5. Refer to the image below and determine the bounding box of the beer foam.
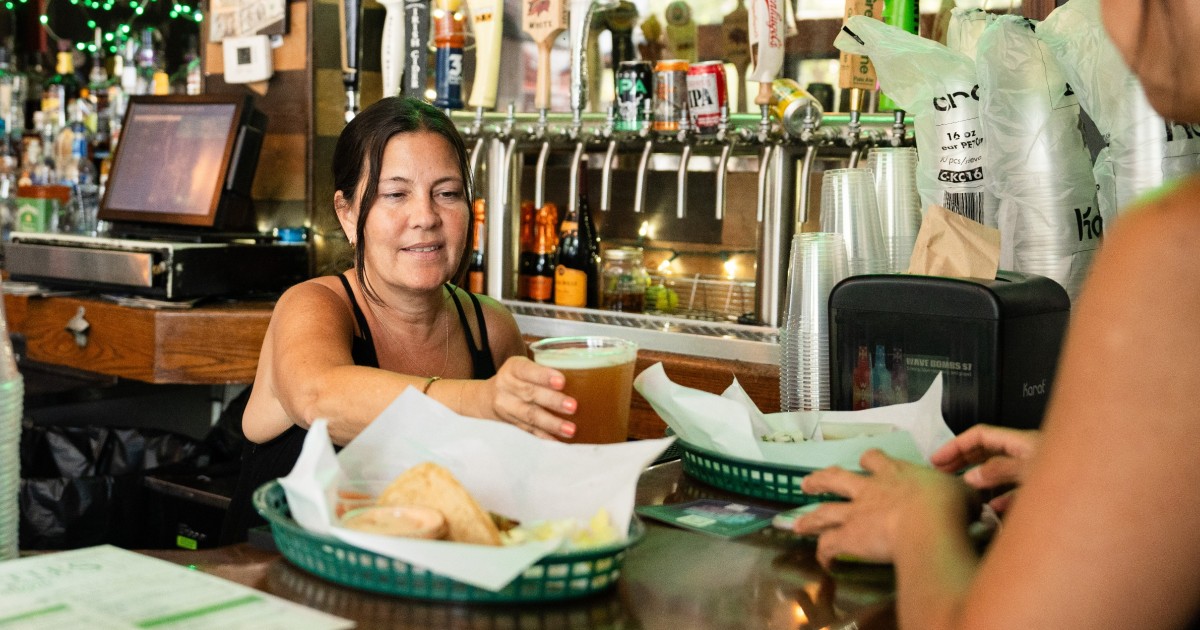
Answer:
[532,346,636,370]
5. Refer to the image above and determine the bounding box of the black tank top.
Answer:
[220,274,497,543]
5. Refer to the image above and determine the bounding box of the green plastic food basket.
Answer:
[678,440,833,505]
[252,480,643,603]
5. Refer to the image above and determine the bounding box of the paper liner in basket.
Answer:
[633,363,953,470]
[278,387,674,592]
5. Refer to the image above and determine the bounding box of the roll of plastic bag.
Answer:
[835,16,999,228]
[1039,0,1200,214]
[976,15,1106,301]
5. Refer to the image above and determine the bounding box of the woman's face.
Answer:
[339,130,469,295]
[1102,0,1200,123]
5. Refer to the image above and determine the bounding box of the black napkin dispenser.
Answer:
[828,271,1070,434]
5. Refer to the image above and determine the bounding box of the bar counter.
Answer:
[140,461,896,630]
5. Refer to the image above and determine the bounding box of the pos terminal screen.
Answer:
[99,96,248,229]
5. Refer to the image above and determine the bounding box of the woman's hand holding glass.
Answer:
[482,356,578,441]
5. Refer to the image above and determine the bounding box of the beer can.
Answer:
[615,61,653,132]
[686,61,727,134]
[770,78,825,137]
[652,59,689,132]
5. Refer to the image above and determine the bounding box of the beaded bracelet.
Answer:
[421,375,442,395]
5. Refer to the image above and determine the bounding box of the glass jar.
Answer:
[601,247,648,312]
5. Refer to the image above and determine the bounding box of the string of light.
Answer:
[3,0,203,56]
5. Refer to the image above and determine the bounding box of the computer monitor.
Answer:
[99,94,267,235]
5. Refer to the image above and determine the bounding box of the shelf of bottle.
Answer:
[506,300,779,365]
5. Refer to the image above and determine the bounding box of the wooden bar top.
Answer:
[140,461,896,630]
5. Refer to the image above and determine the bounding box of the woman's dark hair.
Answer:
[332,96,474,304]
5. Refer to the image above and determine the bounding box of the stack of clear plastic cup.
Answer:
[866,147,923,273]
[780,233,850,412]
[820,168,889,276]
[0,361,20,561]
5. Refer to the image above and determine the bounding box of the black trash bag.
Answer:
[18,423,211,550]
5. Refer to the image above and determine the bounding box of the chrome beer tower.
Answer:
[456,63,911,329]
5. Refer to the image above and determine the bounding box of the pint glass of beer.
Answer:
[529,336,638,444]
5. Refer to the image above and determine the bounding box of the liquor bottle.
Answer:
[135,28,158,96]
[54,101,88,186]
[432,0,465,110]
[43,45,79,133]
[526,204,557,303]
[0,47,21,144]
[182,35,202,95]
[62,134,99,235]
[554,159,601,308]
[892,346,909,404]
[22,52,47,134]
[872,344,892,408]
[851,345,872,410]
[467,198,486,294]
[0,119,16,241]
[516,200,535,299]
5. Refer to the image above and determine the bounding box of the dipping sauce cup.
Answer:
[529,336,638,444]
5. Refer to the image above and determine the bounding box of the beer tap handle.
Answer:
[568,141,586,215]
[468,134,486,198]
[633,139,654,214]
[585,6,607,114]
[534,140,551,210]
[379,0,405,98]
[502,135,520,212]
[526,0,568,111]
[798,142,817,229]
[722,0,750,114]
[663,1,697,63]
[433,0,466,110]
[607,1,638,66]
[465,0,503,110]
[891,109,907,147]
[715,140,733,220]
[844,88,864,166]
[748,0,784,107]
[755,143,773,223]
[569,0,619,117]
[600,138,617,212]
[401,0,432,99]
[339,0,364,122]
[675,117,691,219]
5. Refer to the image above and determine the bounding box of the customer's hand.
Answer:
[793,449,976,568]
[930,424,1040,513]
[483,356,577,441]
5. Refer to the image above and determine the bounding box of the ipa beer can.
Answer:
[686,61,727,134]
[652,59,689,132]
[615,61,653,132]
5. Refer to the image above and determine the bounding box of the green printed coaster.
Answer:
[636,499,780,538]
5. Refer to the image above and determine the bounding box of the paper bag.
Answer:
[907,204,1000,278]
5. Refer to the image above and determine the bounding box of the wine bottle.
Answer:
[526,203,558,303]
[516,200,535,300]
[554,158,601,308]
[468,198,486,294]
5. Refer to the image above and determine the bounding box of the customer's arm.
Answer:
[951,183,1200,629]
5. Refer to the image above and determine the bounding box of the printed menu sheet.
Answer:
[0,546,353,629]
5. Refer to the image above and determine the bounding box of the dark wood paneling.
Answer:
[628,349,780,440]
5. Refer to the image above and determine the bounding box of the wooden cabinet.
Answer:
[4,295,274,385]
